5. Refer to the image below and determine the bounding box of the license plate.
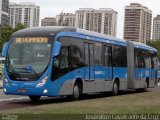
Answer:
[18,88,26,93]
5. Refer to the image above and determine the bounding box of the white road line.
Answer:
[0,97,28,102]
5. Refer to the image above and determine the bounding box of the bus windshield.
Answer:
[6,37,53,78]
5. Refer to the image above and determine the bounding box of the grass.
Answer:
[0,89,160,119]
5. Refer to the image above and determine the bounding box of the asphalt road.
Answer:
[0,86,160,111]
[0,89,30,111]
[0,89,27,102]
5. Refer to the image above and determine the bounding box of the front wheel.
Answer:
[72,83,81,101]
[29,95,41,102]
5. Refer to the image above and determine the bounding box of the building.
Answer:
[0,0,9,26]
[152,15,160,40]
[8,2,40,28]
[75,8,117,37]
[56,13,75,27]
[124,3,152,44]
[41,17,56,26]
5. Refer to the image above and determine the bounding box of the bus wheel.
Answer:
[29,95,41,102]
[112,81,119,96]
[72,83,81,101]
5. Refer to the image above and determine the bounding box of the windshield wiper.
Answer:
[13,67,39,79]
[8,71,21,76]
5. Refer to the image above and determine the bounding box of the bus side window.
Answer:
[151,52,158,69]
[138,57,145,68]
[135,49,146,68]
[112,45,127,67]
[59,47,69,69]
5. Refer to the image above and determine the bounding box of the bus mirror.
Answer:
[2,42,9,57]
[52,41,61,57]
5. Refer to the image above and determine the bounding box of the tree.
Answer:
[147,40,160,59]
[0,23,26,52]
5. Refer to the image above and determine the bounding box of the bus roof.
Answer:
[11,26,157,52]
[12,26,77,37]
[132,41,157,52]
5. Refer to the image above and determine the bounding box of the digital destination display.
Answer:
[15,37,48,43]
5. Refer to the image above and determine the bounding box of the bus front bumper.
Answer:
[3,84,59,97]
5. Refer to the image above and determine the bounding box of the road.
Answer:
[0,89,27,102]
[0,86,160,112]
[0,89,65,111]
[0,89,30,111]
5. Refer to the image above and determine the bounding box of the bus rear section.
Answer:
[127,41,158,90]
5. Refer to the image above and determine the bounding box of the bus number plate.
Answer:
[18,89,26,93]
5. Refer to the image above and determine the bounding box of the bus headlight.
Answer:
[36,75,49,87]
[3,75,9,86]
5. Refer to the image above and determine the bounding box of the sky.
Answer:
[10,0,160,38]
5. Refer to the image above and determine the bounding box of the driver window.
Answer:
[52,46,69,80]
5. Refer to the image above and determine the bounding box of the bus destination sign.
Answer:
[15,37,48,43]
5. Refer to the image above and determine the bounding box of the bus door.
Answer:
[84,43,95,81]
[135,50,145,88]
[104,45,112,80]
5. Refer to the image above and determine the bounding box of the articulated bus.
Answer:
[2,27,158,101]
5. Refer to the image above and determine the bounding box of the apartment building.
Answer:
[41,17,56,26]
[56,13,75,27]
[9,2,40,28]
[75,8,117,37]
[0,0,9,26]
[152,15,160,40]
[124,3,152,44]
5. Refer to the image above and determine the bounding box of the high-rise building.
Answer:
[8,2,40,28]
[75,8,117,37]
[41,17,56,26]
[124,3,152,44]
[0,0,9,26]
[56,13,75,27]
[152,15,160,40]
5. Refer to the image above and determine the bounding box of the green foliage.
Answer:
[0,23,26,52]
[147,40,160,59]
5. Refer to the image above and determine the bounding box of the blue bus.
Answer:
[2,26,158,101]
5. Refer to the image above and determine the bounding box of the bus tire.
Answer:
[72,83,81,101]
[0,73,2,80]
[29,95,41,102]
[112,81,119,96]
